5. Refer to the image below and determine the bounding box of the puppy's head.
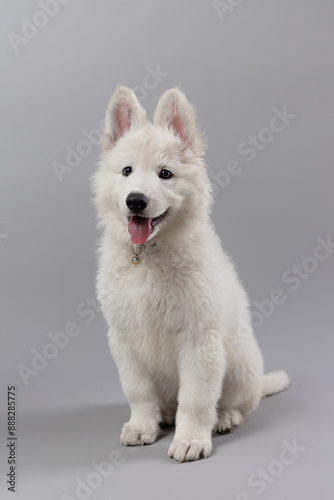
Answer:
[93,86,212,245]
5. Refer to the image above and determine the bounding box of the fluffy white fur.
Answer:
[92,86,290,462]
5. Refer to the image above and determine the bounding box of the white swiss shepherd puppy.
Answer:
[92,86,290,462]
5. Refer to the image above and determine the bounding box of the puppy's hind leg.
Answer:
[214,408,244,434]
[214,350,263,434]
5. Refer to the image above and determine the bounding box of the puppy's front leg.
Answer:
[168,331,225,462]
[108,330,162,446]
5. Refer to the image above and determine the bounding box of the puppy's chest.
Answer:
[125,265,178,310]
[105,250,215,375]
[109,255,199,334]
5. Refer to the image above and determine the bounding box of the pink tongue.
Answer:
[128,216,151,244]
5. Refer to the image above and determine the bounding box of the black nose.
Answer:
[126,193,149,213]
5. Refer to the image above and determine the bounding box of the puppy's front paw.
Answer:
[168,437,212,462]
[120,421,160,446]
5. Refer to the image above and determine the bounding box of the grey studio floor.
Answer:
[1,0,334,499]
[1,304,333,500]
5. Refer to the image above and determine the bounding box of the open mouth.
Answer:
[127,210,168,245]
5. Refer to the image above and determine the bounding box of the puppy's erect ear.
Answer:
[153,88,206,157]
[103,86,147,150]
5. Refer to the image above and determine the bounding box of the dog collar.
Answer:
[131,242,157,264]
[132,245,141,265]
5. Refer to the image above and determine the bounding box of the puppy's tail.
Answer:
[262,370,290,398]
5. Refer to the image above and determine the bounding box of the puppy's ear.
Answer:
[103,86,147,150]
[153,88,206,157]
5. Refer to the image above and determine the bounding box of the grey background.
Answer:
[1,0,333,499]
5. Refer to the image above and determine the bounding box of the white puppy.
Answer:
[92,86,290,462]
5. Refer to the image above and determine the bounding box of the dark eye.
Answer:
[159,169,172,180]
[122,166,132,176]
